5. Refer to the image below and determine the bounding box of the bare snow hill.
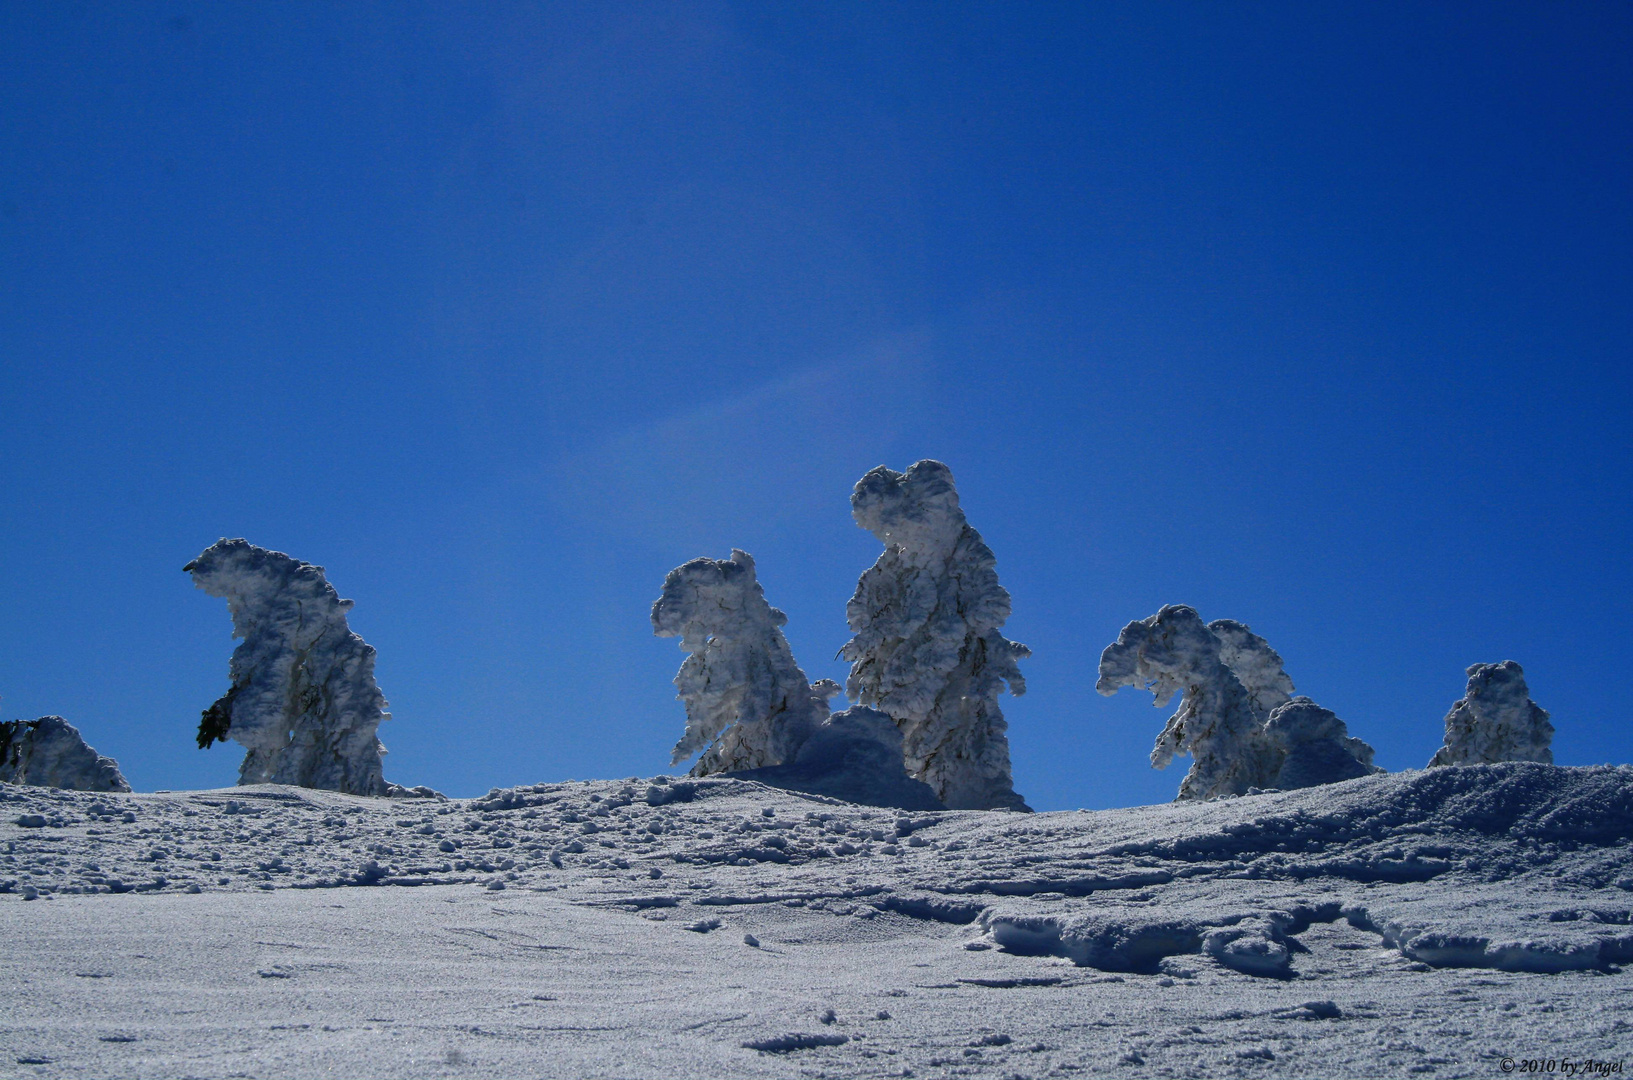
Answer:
[4,764,1633,1077]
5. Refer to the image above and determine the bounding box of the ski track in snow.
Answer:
[3,763,1633,1078]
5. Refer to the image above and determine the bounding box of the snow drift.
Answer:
[0,716,129,792]
[840,461,1031,812]
[185,539,390,796]
[727,705,946,811]
[1429,660,1554,767]
[1099,606,1378,799]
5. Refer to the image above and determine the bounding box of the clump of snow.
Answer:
[728,706,946,811]
[839,461,1031,811]
[1098,605,1279,800]
[0,716,130,792]
[652,549,841,775]
[1263,697,1381,790]
[1099,607,1378,799]
[185,539,390,795]
[1429,660,1554,767]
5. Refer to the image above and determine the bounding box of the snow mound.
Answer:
[727,706,946,811]
[1429,660,1554,767]
[840,460,1031,811]
[185,539,390,795]
[0,717,129,792]
[652,549,841,775]
[1263,697,1381,790]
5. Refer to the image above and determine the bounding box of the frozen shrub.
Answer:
[1428,661,1554,767]
[652,549,840,775]
[840,461,1031,811]
[1262,697,1380,790]
[0,716,130,792]
[186,539,389,795]
[1097,605,1277,800]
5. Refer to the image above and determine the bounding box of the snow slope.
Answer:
[3,764,1633,1077]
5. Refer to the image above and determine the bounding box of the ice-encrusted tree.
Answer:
[186,539,390,795]
[0,715,130,792]
[1099,607,1380,799]
[1263,697,1380,790]
[839,460,1031,812]
[652,549,842,776]
[1097,605,1279,800]
[1428,661,1554,767]
[1207,619,1295,719]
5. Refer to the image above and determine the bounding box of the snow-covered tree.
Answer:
[1428,660,1554,767]
[839,460,1031,811]
[653,549,841,776]
[0,716,130,792]
[1097,605,1278,800]
[1101,608,1383,799]
[1262,697,1380,790]
[186,539,390,795]
[1207,619,1295,719]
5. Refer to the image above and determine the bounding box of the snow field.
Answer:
[3,762,1633,1076]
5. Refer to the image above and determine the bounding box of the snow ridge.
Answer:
[185,539,390,795]
[653,549,841,775]
[0,716,130,792]
[839,461,1031,812]
[1429,660,1554,767]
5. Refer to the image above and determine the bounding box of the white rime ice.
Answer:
[1098,606,1378,799]
[1428,660,1554,767]
[652,550,841,776]
[839,461,1031,812]
[0,716,130,792]
[186,539,390,796]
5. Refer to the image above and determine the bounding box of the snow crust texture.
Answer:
[185,539,389,796]
[4,764,1633,1077]
[1429,660,1555,767]
[1099,606,1378,799]
[652,550,841,776]
[0,716,129,792]
[840,461,1031,812]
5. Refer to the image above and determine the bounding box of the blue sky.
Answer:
[2,3,1628,810]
